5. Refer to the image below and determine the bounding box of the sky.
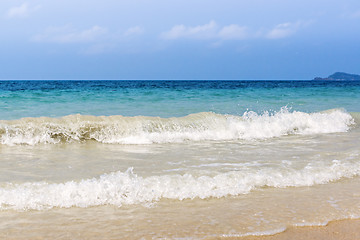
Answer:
[1,0,360,80]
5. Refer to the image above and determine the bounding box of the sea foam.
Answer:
[0,108,355,145]
[1,158,359,210]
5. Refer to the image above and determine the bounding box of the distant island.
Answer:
[314,72,360,81]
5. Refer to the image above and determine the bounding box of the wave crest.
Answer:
[0,108,355,145]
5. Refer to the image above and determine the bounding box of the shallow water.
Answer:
[0,80,360,238]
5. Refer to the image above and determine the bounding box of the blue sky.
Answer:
[1,0,360,80]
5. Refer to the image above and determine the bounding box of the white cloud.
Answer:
[218,24,248,40]
[266,23,293,39]
[6,3,41,18]
[161,21,218,40]
[161,20,309,42]
[266,21,304,39]
[124,26,144,36]
[161,21,250,41]
[32,25,107,43]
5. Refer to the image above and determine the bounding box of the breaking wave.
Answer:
[1,158,360,210]
[0,108,355,145]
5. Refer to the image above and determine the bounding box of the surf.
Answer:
[0,108,355,145]
[1,155,360,211]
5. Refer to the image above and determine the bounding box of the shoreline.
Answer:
[219,219,360,240]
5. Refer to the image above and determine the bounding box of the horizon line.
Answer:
[0,78,313,81]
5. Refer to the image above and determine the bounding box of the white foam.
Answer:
[293,221,329,227]
[0,108,355,146]
[1,158,360,210]
[220,227,287,237]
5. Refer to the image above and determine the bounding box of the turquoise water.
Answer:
[1,80,359,120]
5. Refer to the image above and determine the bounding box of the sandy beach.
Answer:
[221,219,360,240]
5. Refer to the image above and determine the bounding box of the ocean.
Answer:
[0,80,360,239]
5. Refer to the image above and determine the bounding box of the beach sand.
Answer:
[218,219,360,240]
[1,207,360,239]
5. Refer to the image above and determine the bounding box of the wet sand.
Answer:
[220,219,360,240]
